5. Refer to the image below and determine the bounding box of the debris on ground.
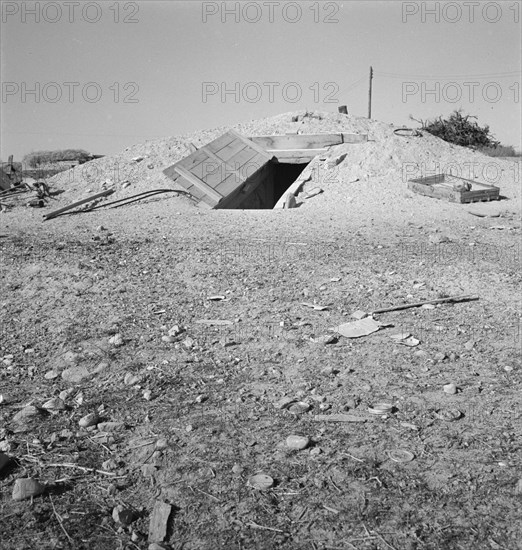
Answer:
[148,501,172,543]
[332,317,391,338]
[248,474,274,490]
[12,478,45,501]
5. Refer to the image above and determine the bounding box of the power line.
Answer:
[376,70,521,80]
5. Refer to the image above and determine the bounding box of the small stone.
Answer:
[12,478,45,501]
[112,505,136,526]
[12,405,40,423]
[141,464,157,478]
[185,424,193,432]
[168,325,182,337]
[61,365,91,383]
[102,459,119,471]
[143,389,152,400]
[195,394,208,403]
[248,474,274,490]
[148,544,169,550]
[310,447,322,455]
[232,464,243,475]
[182,337,194,349]
[79,412,99,428]
[504,365,514,372]
[42,397,66,411]
[155,439,168,450]
[97,421,125,432]
[161,335,175,343]
[59,389,74,401]
[443,383,457,395]
[44,370,59,380]
[434,352,447,362]
[124,373,141,386]
[464,340,475,351]
[286,435,310,450]
[109,334,124,347]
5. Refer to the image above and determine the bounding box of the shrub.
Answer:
[410,109,500,148]
[23,149,91,168]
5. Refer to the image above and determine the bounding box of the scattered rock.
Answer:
[286,435,310,450]
[42,397,66,411]
[12,478,45,501]
[109,334,124,347]
[113,505,137,526]
[248,474,274,490]
[310,334,336,345]
[148,501,172,543]
[12,405,41,423]
[102,459,120,471]
[168,325,182,336]
[79,412,99,428]
[124,373,142,386]
[141,464,157,478]
[61,365,91,383]
[97,421,125,432]
[327,152,347,168]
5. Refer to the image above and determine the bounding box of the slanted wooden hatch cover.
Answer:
[163,129,274,208]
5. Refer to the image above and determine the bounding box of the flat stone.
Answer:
[61,365,91,383]
[97,421,125,432]
[286,435,310,450]
[79,412,99,428]
[12,478,45,501]
[12,405,40,423]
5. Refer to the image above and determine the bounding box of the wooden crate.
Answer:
[408,174,500,203]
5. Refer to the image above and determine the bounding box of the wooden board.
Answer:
[248,133,367,149]
[408,174,500,203]
[266,148,328,163]
[163,130,274,208]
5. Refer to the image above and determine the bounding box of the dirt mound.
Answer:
[47,110,521,223]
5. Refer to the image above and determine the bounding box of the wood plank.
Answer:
[212,150,265,193]
[214,152,269,198]
[174,166,222,204]
[249,134,343,149]
[341,133,368,143]
[44,189,114,220]
[215,138,250,163]
[227,129,274,161]
[204,132,238,155]
[269,149,327,162]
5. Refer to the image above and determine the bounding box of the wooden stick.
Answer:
[43,189,114,220]
[372,295,479,315]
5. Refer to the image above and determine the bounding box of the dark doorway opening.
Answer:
[228,160,309,210]
[271,161,309,207]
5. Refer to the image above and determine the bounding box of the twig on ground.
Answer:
[49,495,73,544]
[248,521,286,533]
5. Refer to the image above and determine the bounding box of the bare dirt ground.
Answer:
[1,111,521,550]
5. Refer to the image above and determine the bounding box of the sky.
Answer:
[1,0,521,160]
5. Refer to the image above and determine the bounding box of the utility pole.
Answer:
[368,66,373,119]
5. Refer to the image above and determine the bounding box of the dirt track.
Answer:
[1,113,521,550]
